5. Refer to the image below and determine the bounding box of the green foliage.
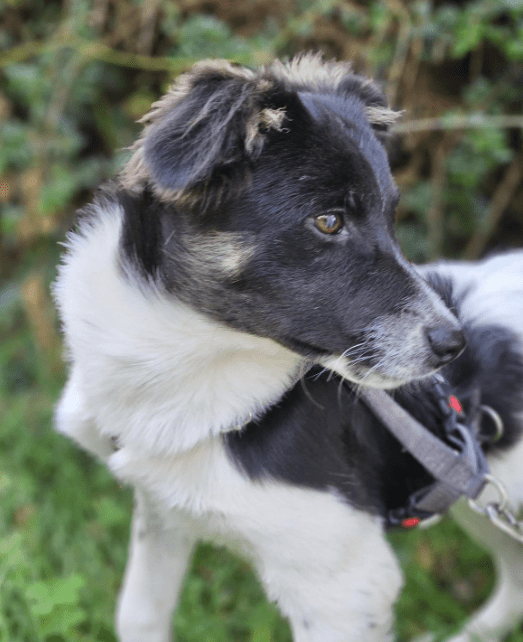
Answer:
[26,575,87,638]
[389,520,496,641]
[0,122,33,172]
[174,16,252,60]
[376,0,523,260]
[415,0,523,60]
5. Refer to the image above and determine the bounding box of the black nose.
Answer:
[426,327,466,365]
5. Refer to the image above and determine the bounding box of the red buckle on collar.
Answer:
[401,517,420,528]
[449,395,462,413]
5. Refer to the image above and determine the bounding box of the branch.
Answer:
[463,156,523,260]
[0,40,66,67]
[383,0,412,105]
[393,114,523,134]
[0,39,257,72]
[426,137,452,259]
[79,42,200,72]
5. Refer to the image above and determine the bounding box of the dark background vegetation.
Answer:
[1,1,523,641]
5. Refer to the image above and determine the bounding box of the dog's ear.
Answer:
[141,61,287,192]
[338,75,401,143]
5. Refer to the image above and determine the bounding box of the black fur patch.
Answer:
[425,269,523,450]
[423,271,474,319]
[225,315,523,522]
[119,186,164,279]
[224,367,438,518]
[440,322,523,452]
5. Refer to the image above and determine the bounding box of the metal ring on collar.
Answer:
[479,405,504,442]
[468,473,509,515]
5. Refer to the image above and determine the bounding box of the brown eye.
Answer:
[314,212,343,235]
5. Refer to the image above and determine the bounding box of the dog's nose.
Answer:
[426,327,466,365]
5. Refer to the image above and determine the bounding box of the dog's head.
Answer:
[118,54,464,388]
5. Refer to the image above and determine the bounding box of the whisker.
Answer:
[311,367,330,381]
[299,372,325,409]
[337,375,346,405]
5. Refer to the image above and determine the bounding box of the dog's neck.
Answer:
[56,204,306,456]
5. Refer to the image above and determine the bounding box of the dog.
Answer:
[53,54,523,642]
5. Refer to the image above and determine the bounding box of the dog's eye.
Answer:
[314,212,344,235]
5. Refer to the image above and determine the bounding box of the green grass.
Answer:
[2,276,523,642]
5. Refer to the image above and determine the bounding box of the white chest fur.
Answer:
[53,202,306,457]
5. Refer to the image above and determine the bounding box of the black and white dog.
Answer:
[53,55,523,642]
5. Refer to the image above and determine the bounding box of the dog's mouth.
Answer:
[281,336,436,390]
[319,355,408,389]
[281,337,398,387]
[281,336,379,374]
[280,336,333,360]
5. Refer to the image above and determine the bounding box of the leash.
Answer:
[359,377,523,543]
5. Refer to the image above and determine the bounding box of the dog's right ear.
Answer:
[140,61,287,192]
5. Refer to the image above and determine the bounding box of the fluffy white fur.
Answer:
[55,203,306,456]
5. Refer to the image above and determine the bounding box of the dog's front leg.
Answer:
[116,490,197,642]
[246,489,402,642]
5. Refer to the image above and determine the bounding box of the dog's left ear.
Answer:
[338,75,401,143]
[141,61,287,192]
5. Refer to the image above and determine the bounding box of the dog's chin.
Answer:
[319,355,432,390]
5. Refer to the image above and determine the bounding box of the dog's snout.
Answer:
[426,326,466,365]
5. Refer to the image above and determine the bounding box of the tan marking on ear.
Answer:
[245,107,287,154]
[260,107,286,129]
[365,106,403,127]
